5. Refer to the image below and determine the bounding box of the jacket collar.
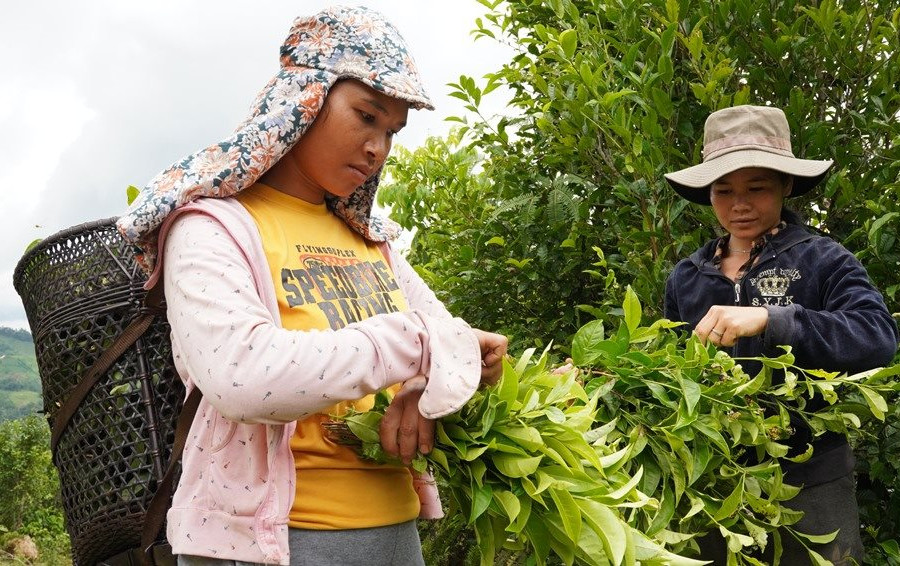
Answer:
[688,223,815,268]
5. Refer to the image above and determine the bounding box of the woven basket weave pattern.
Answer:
[14,218,183,566]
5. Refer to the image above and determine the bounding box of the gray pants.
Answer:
[177,520,425,566]
[696,472,864,565]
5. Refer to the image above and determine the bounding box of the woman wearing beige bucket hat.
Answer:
[116,6,507,565]
[664,105,898,564]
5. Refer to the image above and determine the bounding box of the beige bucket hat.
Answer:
[665,105,833,205]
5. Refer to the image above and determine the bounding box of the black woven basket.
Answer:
[13,218,183,566]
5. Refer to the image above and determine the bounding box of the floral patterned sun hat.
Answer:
[117,5,433,273]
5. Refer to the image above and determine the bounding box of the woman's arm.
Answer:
[664,269,683,322]
[387,243,508,383]
[163,213,481,424]
[385,244,452,319]
[763,242,899,371]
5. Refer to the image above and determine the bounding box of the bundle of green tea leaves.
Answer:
[325,288,900,566]
[326,346,704,566]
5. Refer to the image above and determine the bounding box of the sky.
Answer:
[0,1,513,331]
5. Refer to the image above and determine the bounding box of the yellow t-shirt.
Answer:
[237,183,419,529]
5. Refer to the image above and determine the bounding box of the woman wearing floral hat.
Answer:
[664,105,898,564]
[117,7,507,565]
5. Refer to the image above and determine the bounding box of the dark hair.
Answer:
[778,173,806,225]
[781,206,805,225]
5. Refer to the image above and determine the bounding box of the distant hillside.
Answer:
[0,327,42,421]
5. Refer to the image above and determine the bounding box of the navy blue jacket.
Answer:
[665,223,899,486]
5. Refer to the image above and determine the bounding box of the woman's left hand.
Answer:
[471,328,509,386]
[695,305,768,347]
[380,376,433,466]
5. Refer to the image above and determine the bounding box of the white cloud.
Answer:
[1,1,513,330]
[0,83,95,210]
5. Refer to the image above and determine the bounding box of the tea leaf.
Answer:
[858,384,888,421]
[494,489,522,523]
[550,487,582,544]
[345,412,381,444]
[559,29,577,59]
[126,184,141,205]
[492,454,543,477]
[572,320,606,366]
[578,499,628,565]
[714,476,745,521]
[470,481,493,522]
[623,286,642,334]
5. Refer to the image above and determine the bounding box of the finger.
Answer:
[552,363,573,376]
[694,311,720,344]
[481,370,499,386]
[417,413,435,454]
[693,318,710,343]
[492,336,509,358]
[693,326,710,345]
[482,350,502,366]
[483,358,504,378]
[719,327,738,347]
[477,331,508,359]
[397,399,420,465]
[379,403,402,457]
[489,341,509,364]
[481,361,503,385]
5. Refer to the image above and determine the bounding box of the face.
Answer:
[282,80,409,203]
[709,167,792,243]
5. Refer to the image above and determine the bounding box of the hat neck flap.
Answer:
[117,5,430,273]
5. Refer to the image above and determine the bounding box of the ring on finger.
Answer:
[710,329,723,336]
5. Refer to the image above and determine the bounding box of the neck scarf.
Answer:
[712,221,787,281]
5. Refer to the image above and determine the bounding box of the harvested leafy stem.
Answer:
[325,287,900,566]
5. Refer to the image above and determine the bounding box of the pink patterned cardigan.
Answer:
[150,198,480,564]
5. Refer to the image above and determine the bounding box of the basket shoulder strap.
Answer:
[50,283,166,454]
[141,385,202,563]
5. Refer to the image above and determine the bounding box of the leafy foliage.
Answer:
[850,393,900,564]
[0,416,70,564]
[380,0,900,561]
[380,0,900,350]
[330,290,900,565]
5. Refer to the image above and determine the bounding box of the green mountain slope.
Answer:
[0,327,42,421]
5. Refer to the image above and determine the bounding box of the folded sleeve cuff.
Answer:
[763,303,800,353]
[417,316,481,419]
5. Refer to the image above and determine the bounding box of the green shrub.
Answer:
[337,291,900,564]
[0,416,70,564]
[381,0,900,562]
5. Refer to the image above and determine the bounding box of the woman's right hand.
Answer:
[380,376,433,466]
[695,305,768,347]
